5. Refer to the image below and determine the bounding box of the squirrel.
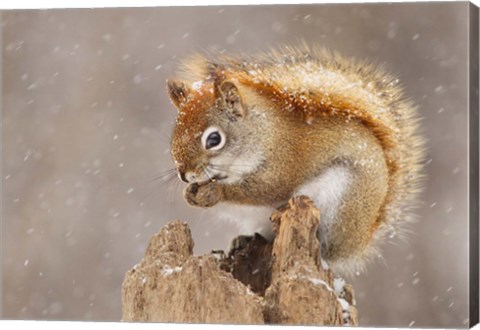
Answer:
[166,44,425,275]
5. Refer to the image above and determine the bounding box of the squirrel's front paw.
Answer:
[183,182,222,208]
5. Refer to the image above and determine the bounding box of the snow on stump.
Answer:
[121,196,358,326]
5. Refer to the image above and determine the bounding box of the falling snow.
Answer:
[2,5,471,328]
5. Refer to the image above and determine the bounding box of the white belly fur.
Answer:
[294,166,352,245]
[208,203,275,240]
[208,166,351,244]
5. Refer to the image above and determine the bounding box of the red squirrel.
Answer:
[167,45,425,274]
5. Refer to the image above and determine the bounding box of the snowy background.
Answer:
[1,2,472,327]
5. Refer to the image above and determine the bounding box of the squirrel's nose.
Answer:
[178,171,188,183]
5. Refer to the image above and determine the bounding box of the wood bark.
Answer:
[122,196,358,325]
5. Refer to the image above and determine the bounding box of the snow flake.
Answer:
[102,34,112,42]
[337,298,349,310]
[333,278,346,294]
[192,81,203,90]
[162,266,182,276]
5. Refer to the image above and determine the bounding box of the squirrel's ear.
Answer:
[219,80,245,118]
[167,79,190,110]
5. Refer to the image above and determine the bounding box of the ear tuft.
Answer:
[167,79,189,109]
[219,80,245,117]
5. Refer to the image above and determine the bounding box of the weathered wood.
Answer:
[121,196,358,326]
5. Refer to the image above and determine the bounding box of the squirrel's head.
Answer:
[167,78,267,185]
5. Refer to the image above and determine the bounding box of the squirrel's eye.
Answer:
[206,132,221,149]
[201,127,226,151]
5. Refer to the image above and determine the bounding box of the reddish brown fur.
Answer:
[167,45,425,274]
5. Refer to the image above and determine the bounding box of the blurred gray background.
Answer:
[1,2,473,327]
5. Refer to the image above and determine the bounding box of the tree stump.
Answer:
[121,196,358,325]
